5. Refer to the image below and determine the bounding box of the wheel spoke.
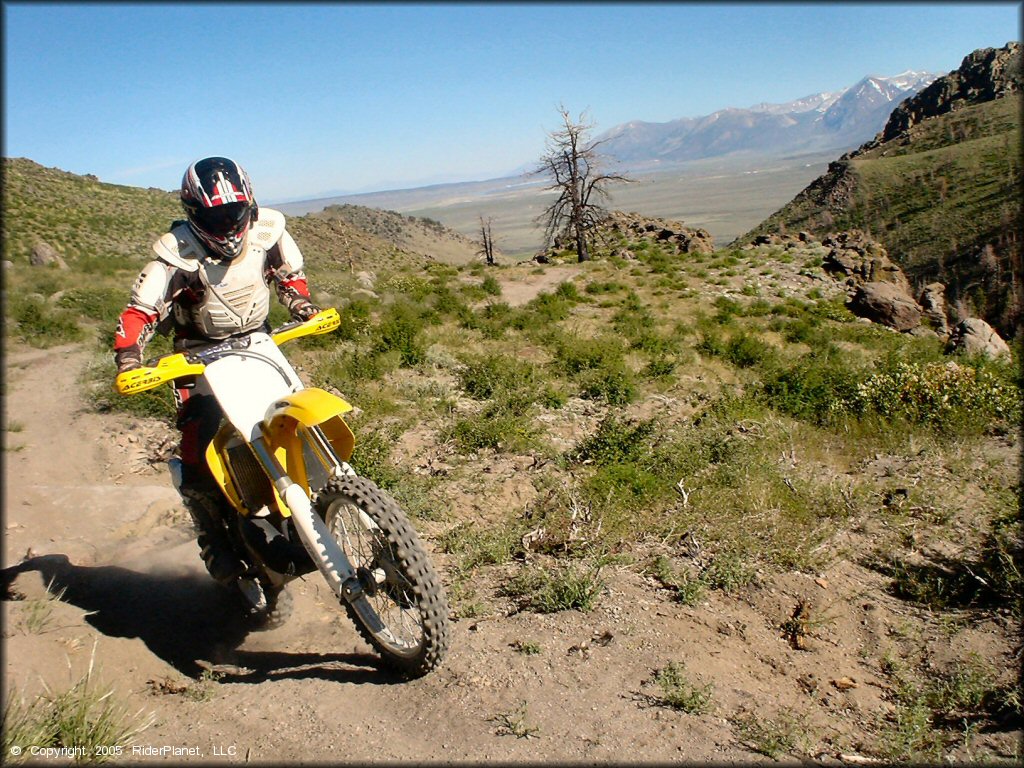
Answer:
[315,476,449,676]
[327,499,425,654]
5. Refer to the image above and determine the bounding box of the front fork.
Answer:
[246,436,364,602]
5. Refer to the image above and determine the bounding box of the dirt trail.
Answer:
[2,343,1018,764]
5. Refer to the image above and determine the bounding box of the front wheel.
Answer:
[314,476,450,677]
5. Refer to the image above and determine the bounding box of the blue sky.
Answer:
[3,2,1019,202]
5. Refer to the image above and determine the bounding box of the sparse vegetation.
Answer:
[874,654,1020,762]
[17,580,67,635]
[501,563,604,613]
[491,702,540,739]
[734,708,810,759]
[652,662,714,714]
[2,660,154,763]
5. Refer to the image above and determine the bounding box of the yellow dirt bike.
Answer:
[114,309,449,677]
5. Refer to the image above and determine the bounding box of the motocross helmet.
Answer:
[180,156,257,260]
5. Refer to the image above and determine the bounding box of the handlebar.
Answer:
[114,308,340,395]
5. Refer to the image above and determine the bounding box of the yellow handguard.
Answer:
[114,354,205,395]
[271,308,340,346]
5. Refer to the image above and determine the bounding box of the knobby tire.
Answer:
[314,476,450,677]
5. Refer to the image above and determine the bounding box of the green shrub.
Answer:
[458,353,539,403]
[328,345,394,384]
[576,363,636,404]
[613,306,673,356]
[439,521,524,571]
[696,330,727,359]
[554,281,581,300]
[501,564,604,613]
[712,296,743,323]
[649,555,707,605]
[9,296,85,347]
[569,415,656,466]
[88,350,177,420]
[513,290,573,328]
[445,402,536,454]
[734,709,808,759]
[430,285,470,319]
[848,360,1020,429]
[554,334,624,376]
[724,332,775,369]
[336,298,374,341]
[584,280,626,295]
[374,300,427,366]
[700,550,756,593]
[758,349,862,423]
[642,355,677,379]
[481,275,501,296]
[348,427,402,488]
[56,287,127,322]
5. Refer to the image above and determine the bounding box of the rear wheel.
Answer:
[236,578,294,631]
[250,583,293,630]
[314,476,449,677]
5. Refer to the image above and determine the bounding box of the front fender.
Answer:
[264,388,355,463]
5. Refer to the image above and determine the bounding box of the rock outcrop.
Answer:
[946,318,1012,359]
[818,231,925,332]
[918,283,950,335]
[603,211,715,255]
[867,42,1022,148]
[821,231,912,294]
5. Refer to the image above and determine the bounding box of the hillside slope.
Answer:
[308,204,483,265]
[741,43,1022,337]
[1,158,474,276]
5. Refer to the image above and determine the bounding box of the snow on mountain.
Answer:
[597,70,942,169]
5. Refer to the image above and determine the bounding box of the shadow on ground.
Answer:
[2,554,399,685]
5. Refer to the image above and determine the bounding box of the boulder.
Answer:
[822,231,911,293]
[354,270,376,291]
[29,241,68,269]
[945,318,1011,359]
[917,282,949,335]
[848,282,922,331]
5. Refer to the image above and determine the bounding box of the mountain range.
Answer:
[745,42,1022,338]
[275,69,944,250]
[594,71,940,170]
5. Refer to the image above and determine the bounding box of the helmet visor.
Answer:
[193,202,250,238]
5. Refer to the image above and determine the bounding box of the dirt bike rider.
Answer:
[113,156,321,585]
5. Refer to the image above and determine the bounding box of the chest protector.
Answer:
[153,211,287,339]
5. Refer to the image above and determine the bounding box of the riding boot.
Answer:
[172,459,246,584]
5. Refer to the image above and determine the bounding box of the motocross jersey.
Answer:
[114,208,311,360]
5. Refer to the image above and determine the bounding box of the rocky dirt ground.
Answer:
[2,261,1020,765]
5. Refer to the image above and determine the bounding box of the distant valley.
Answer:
[276,71,940,256]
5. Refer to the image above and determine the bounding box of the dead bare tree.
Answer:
[535,105,630,262]
[478,216,496,266]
